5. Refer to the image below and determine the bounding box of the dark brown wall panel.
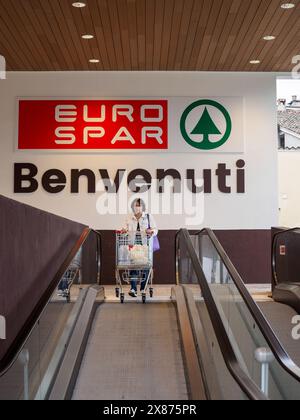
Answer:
[0,195,86,360]
[98,229,272,286]
[215,230,272,286]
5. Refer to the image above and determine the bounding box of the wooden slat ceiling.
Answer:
[0,0,300,71]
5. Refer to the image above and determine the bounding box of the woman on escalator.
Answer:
[122,198,158,298]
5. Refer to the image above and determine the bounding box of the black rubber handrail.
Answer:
[190,228,300,383]
[93,229,103,285]
[272,227,300,287]
[0,228,102,377]
[176,229,267,400]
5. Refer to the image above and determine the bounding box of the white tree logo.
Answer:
[0,55,6,80]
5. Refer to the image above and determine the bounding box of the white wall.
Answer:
[0,72,278,230]
[279,151,300,226]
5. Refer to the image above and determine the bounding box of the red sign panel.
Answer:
[18,100,168,150]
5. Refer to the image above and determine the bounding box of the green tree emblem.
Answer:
[180,99,232,150]
[190,107,221,147]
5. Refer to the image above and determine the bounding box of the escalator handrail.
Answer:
[272,227,300,287]
[0,227,102,377]
[92,229,103,286]
[191,228,300,382]
[176,229,267,400]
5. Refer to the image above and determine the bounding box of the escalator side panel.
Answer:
[195,299,248,400]
[182,286,222,400]
[49,286,104,400]
[212,284,283,400]
[171,286,206,400]
[258,302,300,367]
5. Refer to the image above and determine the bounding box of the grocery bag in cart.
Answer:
[129,244,149,265]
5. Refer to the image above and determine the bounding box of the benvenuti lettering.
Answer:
[14,161,246,194]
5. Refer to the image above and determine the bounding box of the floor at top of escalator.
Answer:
[69,284,271,303]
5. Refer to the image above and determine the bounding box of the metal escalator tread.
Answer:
[258,301,300,367]
[72,303,188,400]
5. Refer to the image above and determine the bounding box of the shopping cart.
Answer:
[115,231,154,303]
[57,267,79,303]
[57,249,82,303]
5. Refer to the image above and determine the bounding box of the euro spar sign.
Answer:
[18,99,168,150]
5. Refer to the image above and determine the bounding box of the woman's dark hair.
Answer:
[131,198,146,212]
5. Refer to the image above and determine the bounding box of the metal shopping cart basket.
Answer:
[115,231,154,303]
[57,267,79,303]
[57,248,82,303]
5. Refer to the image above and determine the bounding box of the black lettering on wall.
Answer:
[71,169,96,193]
[14,163,38,193]
[42,170,66,193]
[157,169,181,193]
[127,169,152,193]
[99,169,126,193]
[236,160,245,193]
[13,162,247,195]
[203,169,212,194]
[216,164,231,193]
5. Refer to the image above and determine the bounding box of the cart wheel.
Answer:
[66,294,71,303]
[115,288,120,298]
[150,288,154,298]
[142,293,146,304]
[120,293,125,304]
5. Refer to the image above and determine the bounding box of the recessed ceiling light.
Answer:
[263,35,276,41]
[72,2,86,8]
[82,34,94,40]
[281,3,295,9]
[89,59,100,63]
[250,60,261,64]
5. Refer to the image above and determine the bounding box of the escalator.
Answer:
[0,229,207,401]
[48,283,207,401]
[185,229,300,400]
[1,228,300,400]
